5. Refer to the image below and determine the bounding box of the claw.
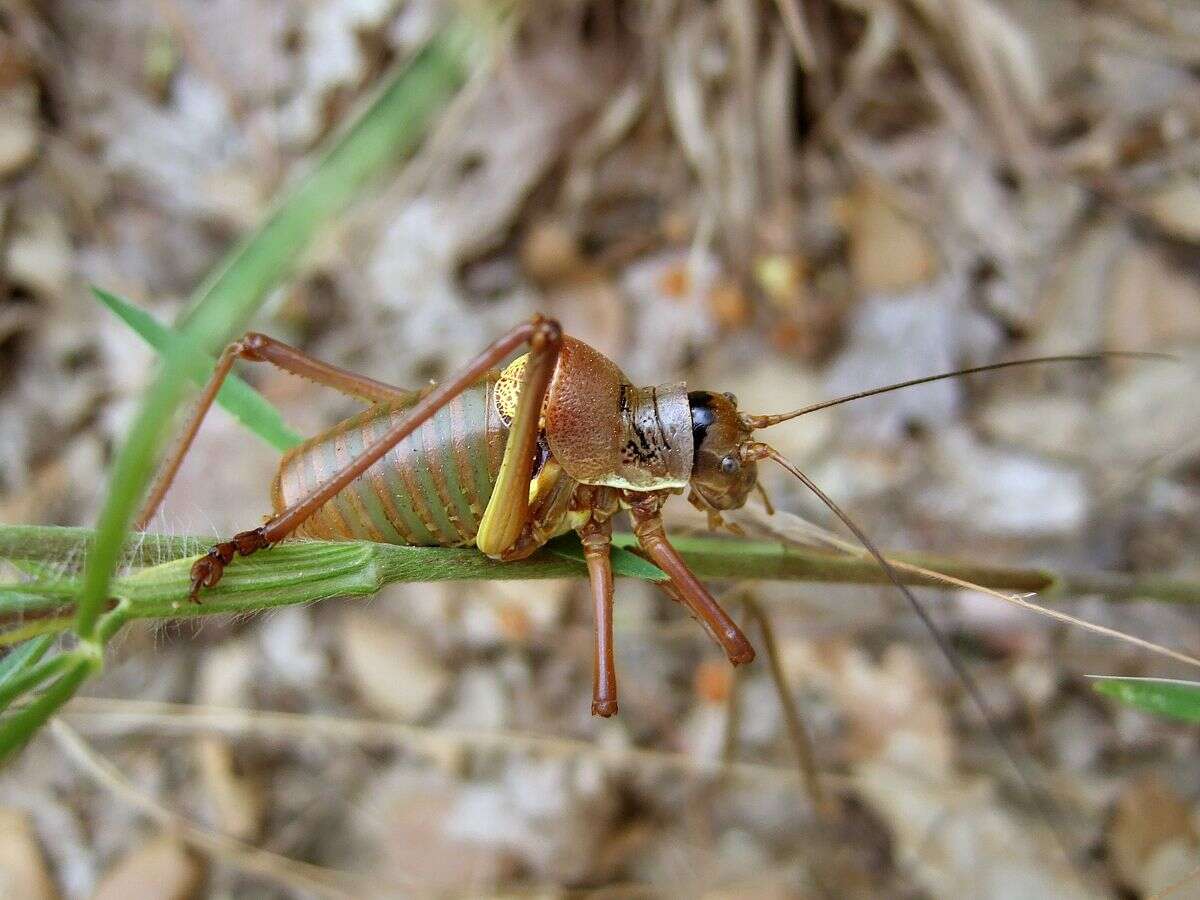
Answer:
[729,644,756,666]
[591,699,618,717]
[186,527,270,603]
[187,553,223,603]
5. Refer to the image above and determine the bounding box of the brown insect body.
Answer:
[272,334,696,563]
[130,312,1156,868]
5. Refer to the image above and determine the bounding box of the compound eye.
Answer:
[720,455,740,475]
[722,392,738,406]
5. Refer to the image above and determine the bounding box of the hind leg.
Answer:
[187,317,563,601]
[138,332,425,531]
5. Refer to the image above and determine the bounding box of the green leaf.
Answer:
[0,635,55,689]
[0,650,73,713]
[0,588,76,617]
[1090,676,1200,723]
[93,287,302,452]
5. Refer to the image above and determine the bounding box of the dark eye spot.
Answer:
[720,456,740,475]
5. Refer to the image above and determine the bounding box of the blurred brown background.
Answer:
[2,0,1200,896]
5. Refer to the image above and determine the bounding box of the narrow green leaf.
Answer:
[0,635,55,688]
[1090,676,1200,723]
[93,287,302,452]
[0,620,74,649]
[8,559,63,578]
[0,588,76,617]
[3,525,1200,625]
[0,524,205,567]
[0,652,73,713]
[0,657,93,763]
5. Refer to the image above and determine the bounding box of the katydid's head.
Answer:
[687,390,758,510]
[687,387,824,512]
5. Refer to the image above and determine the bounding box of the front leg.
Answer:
[627,491,755,666]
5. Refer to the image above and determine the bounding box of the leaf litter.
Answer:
[2,0,1200,897]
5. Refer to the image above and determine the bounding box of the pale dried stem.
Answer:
[743,594,831,816]
[1149,862,1200,900]
[61,697,858,796]
[771,0,819,72]
[719,598,746,766]
[737,506,1200,672]
[941,0,1036,173]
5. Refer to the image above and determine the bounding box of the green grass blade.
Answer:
[176,23,475,346]
[75,22,477,642]
[0,620,74,649]
[7,525,1200,626]
[1090,676,1200,723]
[1,587,78,617]
[0,656,93,763]
[93,287,302,451]
[0,635,56,688]
[76,365,195,639]
[0,652,73,713]
[0,524,204,566]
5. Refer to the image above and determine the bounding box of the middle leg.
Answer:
[579,515,617,717]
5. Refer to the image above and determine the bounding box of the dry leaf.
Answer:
[193,643,264,841]
[1107,775,1200,897]
[0,79,39,178]
[1108,243,1200,350]
[1143,176,1200,244]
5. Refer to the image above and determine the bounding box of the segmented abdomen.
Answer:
[271,379,507,546]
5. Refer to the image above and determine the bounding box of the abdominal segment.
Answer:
[271,380,506,546]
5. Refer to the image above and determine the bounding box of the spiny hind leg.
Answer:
[187,317,562,602]
[139,332,427,531]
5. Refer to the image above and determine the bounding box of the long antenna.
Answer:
[745,441,1084,874]
[741,351,1173,429]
